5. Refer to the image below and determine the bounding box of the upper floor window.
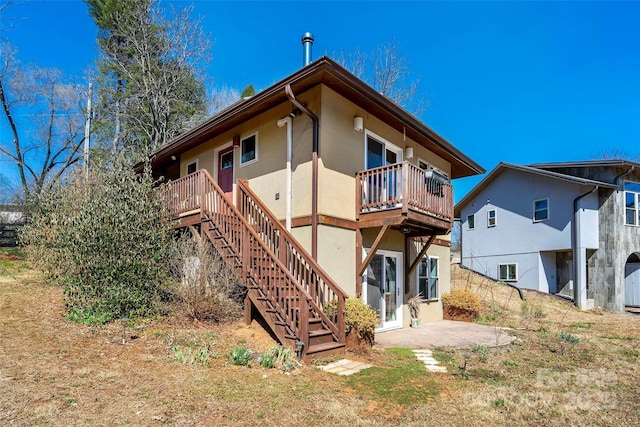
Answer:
[488,209,497,227]
[533,198,549,222]
[625,181,640,226]
[187,160,197,174]
[418,256,439,300]
[240,133,258,165]
[366,132,402,169]
[467,214,475,230]
[498,263,518,282]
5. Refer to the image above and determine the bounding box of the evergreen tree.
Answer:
[85,0,210,161]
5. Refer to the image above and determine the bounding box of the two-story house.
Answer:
[455,160,640,311]
[150,46,483,358]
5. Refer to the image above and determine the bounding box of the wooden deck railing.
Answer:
[160,170,346,351]
[356,161,453,221]
[237,180,347,344]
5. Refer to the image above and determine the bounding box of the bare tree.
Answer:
[594,148,640,162]
[208,85,241,115]
[335,39,427,116]
[0,43,87,200]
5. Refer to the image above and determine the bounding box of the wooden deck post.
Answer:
[244,297,253,325]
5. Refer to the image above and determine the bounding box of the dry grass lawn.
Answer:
[1,254,639,426]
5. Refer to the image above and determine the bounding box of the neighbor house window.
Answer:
[498,263,518,281]
[240,133,258,165]
[418,256,439,300]
[533,198,549,222]
[187,161,197,174]
[467,214,475,230]
[488,209,497,227]
[624,181,640,226]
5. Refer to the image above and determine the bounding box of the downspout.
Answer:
[573,185,598,309]
[285,84,319,259]
[277,116,293,231]
[614,165,635,186]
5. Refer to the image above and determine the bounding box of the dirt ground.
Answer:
[1,260,640,426]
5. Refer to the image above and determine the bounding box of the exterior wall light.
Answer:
[353,116,363,132]
[405,147,414,159]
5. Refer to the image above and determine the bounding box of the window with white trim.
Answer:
[488,209,497,227]
[240,133,258,165]
[187,161,197,174]
[624,181,640,226]
[418,256,439,299]
[498,263,518,281]
[533,198,549,222]
[467,214,475,230]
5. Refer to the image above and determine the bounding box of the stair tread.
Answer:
[305,342,345,355]
[309,329,333,337]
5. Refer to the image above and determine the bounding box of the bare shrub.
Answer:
[168,233,245,322]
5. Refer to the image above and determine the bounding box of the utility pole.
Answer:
[83,83,93,181]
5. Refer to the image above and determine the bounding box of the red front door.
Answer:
[218,146,234,198]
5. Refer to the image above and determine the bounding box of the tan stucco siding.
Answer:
[317,86,365,220]
[181,141,216,176]
[316,224,356,295]
[317,85,453,221]
[361,228,450,325]
[405,241,450,324]
[178,87,323,222]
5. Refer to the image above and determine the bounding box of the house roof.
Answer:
[530,159,640,170]
[149,56,484,179]
[454,162,617,217]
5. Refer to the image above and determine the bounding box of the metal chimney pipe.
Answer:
[302,32,314,66]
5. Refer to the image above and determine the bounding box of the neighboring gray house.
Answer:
[454,160,640,311]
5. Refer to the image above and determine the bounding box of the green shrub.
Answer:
[21,160,174,322]
[258,352,275,369]
[259,345,297,371]
[229,347,252,366]
[441,289,481,313]
[344,297,379,346]
[558,332,580,344]
[172,345,215,366]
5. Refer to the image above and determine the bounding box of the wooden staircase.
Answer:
[160,170,347,360]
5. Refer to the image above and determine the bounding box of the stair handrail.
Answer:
[236,179,347,342]
[161,170,345,347]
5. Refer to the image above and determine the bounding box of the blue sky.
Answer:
[1,0,639,201]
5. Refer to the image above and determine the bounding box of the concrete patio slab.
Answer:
[375,320,516,349]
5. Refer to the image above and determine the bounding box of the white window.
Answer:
[533,198,549,222]
[624,181,640,226]
[365,131,402,169]
[487,209,497,227]
[187,160,197,175]
[498,263,518,281]
[418,256,439,299]
[467,214,475,230]
[240,133,258,165]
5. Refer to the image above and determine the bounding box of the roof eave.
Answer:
[454,162,616,216]
[148,57,484,179]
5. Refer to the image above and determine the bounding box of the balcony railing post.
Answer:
[401,162,409,214]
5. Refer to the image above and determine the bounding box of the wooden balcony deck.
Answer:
[356,162,453,236]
